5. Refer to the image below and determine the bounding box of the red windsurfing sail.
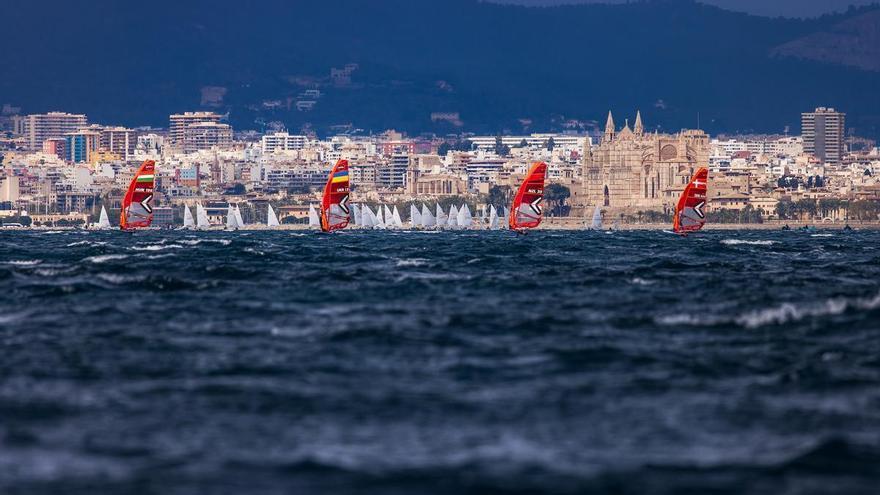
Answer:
[120,160,155,231]
[509,162,547,231]
[673,167,708,235]
[320,159,351,232]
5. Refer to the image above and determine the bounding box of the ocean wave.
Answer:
[146,253,178,260]
[96,273,147,284]
[811,234,834,238]
[657,292,880,329]
[721,239,777,246]
[179,238,232,246]
[395,258,429,267]
[66,240,108,247]
[85,254,130,264]
[130,244,184,251]
[3,260,42,266]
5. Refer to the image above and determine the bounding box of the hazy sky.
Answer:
[493,0,879,18]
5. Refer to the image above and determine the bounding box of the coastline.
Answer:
[3,221,875,232]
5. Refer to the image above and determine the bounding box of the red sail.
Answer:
[320,159,351,232]
[673,167,708,234]
[509,162,547,231]
[120,160,156,230]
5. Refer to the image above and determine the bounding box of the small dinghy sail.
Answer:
[448,205,459,229]
[267,205,280,227]
[509,162,547,232]
[392,206,404,229]
[226,205,237,230]
[359,206,371,228]
[308,204,321,229]
[97,206,111,229]
[234,205,245,228]
[183,205,195,228]
[457,204,473,228]
[489,205,499,230]
[673,167,709,235]
[196,203,210,229]
[320,159,351,233]
[435,204,447,228]
[591,205,602,230]
[410,204,422,228]
[351,204,361,226]
[421,204,436,228]
[120,160,156,231]
[381,205,393,229]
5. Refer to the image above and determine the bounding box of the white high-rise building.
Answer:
[261,132,307,153]
[15,112,88,150]
[169,112,223,149]
[802,107,845,165]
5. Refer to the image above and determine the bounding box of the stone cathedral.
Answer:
[583,111,710,214]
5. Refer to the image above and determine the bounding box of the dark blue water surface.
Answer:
[1,229,879,494]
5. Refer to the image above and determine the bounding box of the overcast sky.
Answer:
[492,0,879,18]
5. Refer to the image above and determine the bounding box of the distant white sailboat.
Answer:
[351,204,361,226]
[97,206,111,229]
[500,206,509,229]
[234,205,245,228]
[196,203,210,229]
[359,206,373,229]
[375,205,387,229]
[489,205,499,230]
[421,204,436,228]
[183,205,195,229]
[382,205,394,229]
[612,219,621,232]
[226,205,238,230]
[267,204,280,227]
[591,205,602,230]
[435,204,447,228]
[410,204,421,229]
[457,204,473,229]
[447,205,459,229]
[308,204,321,228]
[392,206,404,228]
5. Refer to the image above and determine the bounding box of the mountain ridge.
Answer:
[1,0,878,137]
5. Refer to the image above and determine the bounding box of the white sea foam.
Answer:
[85,254,129,264]
[66,241,108,247]
[657,292,880,329]
[178,239,232,246]
[721,239,777,246]
[146,253,177,260]
[396,258,429,267]
[96,273,146,284]
[4,260,42,266]
[811,234,833,238]
[631,277,654,286]
[130,244,183,251]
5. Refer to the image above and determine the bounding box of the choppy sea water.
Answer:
[1,229,879,494]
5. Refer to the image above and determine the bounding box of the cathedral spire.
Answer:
[604,111,615,142]
[634,110,644,135]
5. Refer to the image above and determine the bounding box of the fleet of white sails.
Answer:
[343,203,503,230]
[139,202,515,231]
[95,202,621,232]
